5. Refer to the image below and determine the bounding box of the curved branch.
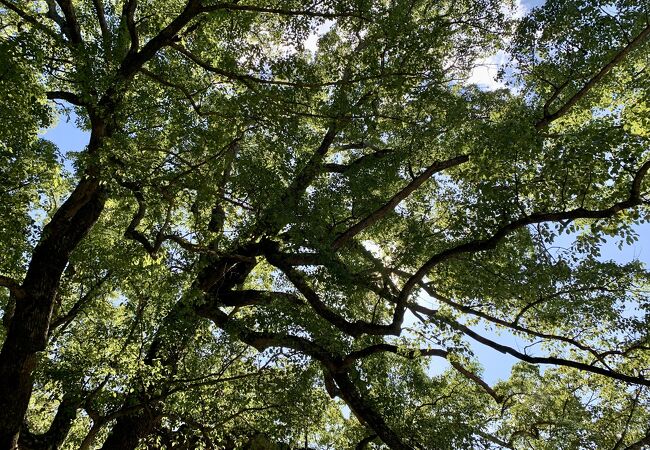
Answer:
[0,0,60,40]
[265,247,397,337]
[414,305,650,387]
[0,275,24,299]
[395,160,650,332]
[121,184,158,255]
[46,90,86,106]
[216,289,304,308]
[422,285,630,363]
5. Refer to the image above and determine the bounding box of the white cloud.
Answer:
[465,0,528,91]
[466,50,509,90]
[303,20,335,53]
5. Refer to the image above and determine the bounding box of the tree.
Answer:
[0,0,649,448]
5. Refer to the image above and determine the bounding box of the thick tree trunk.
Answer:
[97,406,163,450]
[99,302,198,450]
[18,393,80,450]
[0,178,106,448]
[332,372,413,450]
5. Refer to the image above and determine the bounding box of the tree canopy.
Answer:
[1,0,650,448]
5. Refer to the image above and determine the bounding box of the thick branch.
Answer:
[54,0,83,44]
[332,154,468,250]
[19,393,81,450]
[46,90,86,106]
[355,434,378,450]
[340,344,448,368]
[121,0,139,54]
[331,371,413,450]
[216,289,304,308]
[395,160,650,331]
[115,0,202,81]
[197,283,418,449]
[322,146,393,174]
[91,0,109,42]
[0,0,60,40]
[0,275,24,299]
[255,125,339,234]
[196,304,337,368]
[536,24,650,129]
[624,431,650,450]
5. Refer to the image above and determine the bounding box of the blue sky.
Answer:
[41,110,87,155]
[470,224,650,383]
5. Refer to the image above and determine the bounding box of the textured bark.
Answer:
[0,177,106,449]
[0,2,204,440]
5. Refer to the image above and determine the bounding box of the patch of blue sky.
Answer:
[41,110,87,152]
[40,107,88,174]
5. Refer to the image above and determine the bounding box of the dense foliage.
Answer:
[1,0,649,448]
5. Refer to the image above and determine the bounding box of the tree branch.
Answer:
[322,146,393,174]
[394,160,650,332]
[91,0,109,43]
[265,246,398,336]
[413,305,650,387]
[332,154,468,250]
[536,24,650,129]
[46,90,86,106]
[0,0,60,40]
[121,0,139,54]
[54,0,83,44]
[0,275,24,299]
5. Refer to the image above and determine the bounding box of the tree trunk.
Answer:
[97,406,164,450]
[99,302,197,450]
[18,393,80,450]
[0,178,106,448]
[332,371,413,450]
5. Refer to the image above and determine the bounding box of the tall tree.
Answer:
[1,0,650,448]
